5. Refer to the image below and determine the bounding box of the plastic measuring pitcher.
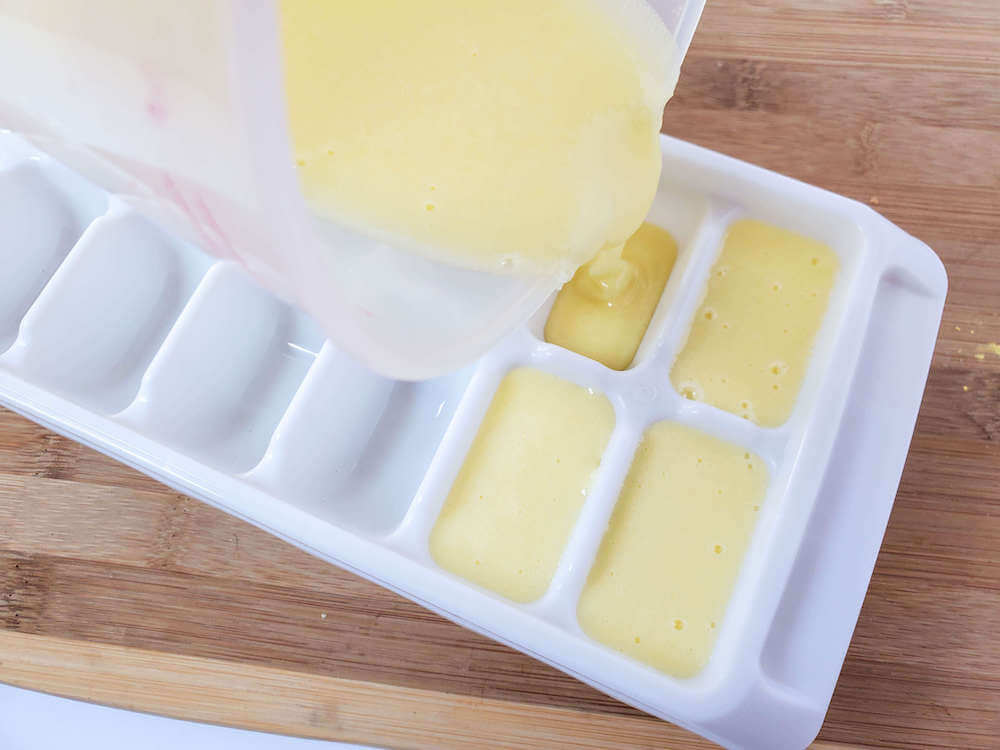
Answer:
[0,0,704,380]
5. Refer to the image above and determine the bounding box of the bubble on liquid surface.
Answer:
[678,382,702,401]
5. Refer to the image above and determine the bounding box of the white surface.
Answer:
[0,683,375,750]
[0,0,705,379]
[0,132,945,750]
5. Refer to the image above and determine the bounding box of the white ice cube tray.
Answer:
[0,131,945,750]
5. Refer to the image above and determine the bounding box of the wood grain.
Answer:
[0,631,867,750]
[2,1,999,748]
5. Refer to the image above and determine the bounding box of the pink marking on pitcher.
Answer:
[143,71,169,125]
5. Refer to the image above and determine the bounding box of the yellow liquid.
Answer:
[671,220,839,427]
[430,368,614,602]
[544,222,678,370]
[578,422,768,678]
[280,0,675,277]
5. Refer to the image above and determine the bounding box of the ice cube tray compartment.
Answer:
[3,210,211,413]
[0,132,946,750]
[119,262,324,473]
[248,343,397,511]
[249,343,474,534]
[0,157,107,351]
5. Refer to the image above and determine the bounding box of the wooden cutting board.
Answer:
[2,1,998,748]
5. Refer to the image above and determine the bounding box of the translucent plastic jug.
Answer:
[0,0,704,379]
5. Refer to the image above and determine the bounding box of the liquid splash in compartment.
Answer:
[545,222,679,370]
